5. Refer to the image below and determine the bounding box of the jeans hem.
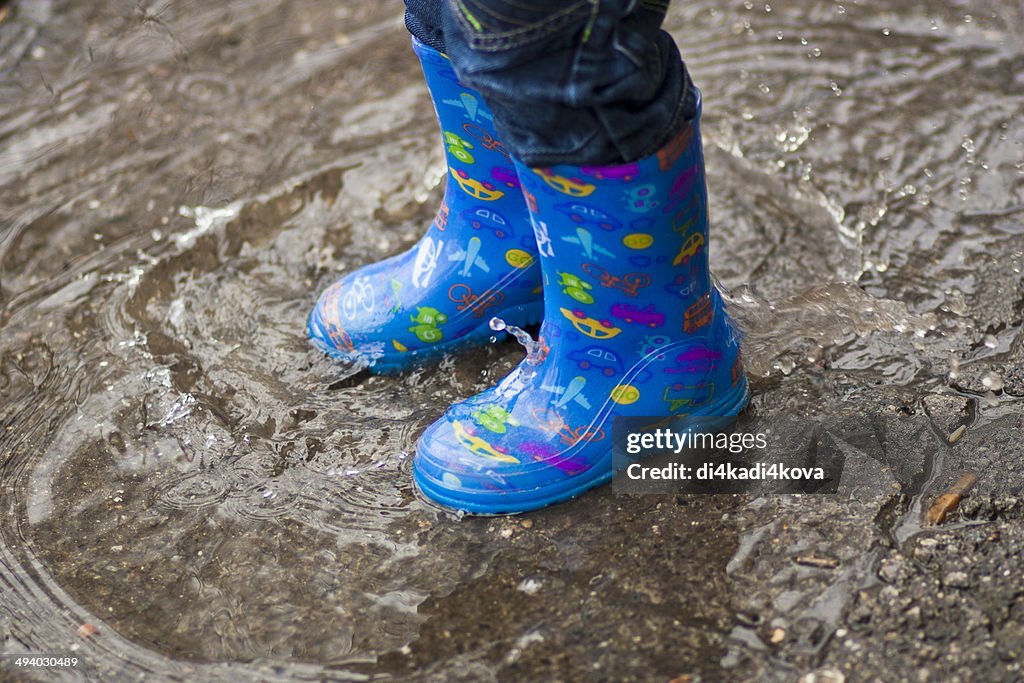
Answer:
[635,68,694,161]
[508,125,604,168]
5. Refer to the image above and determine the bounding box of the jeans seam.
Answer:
[452,0,593,52]
[473,0,565,30]
[611,23,642,68]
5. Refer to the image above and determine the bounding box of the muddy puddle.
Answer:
[1,0,1022,681]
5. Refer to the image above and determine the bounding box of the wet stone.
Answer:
[941,572,970,589]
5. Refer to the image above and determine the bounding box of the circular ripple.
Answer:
[307,469,413,535]
[221,480,302,522]
[174,71,238,102]
[155,470,231,511]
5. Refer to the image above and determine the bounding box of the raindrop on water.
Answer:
[948,356,960,379]
[981,372,1003,392]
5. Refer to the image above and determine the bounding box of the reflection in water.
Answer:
[1,0,1021,680]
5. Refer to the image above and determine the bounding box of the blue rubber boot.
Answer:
[414,92,749,513]
[307,38,542,371]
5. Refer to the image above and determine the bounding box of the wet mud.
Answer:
[1,0,1022,681]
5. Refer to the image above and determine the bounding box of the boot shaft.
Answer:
[412,38,521,215]
[513,99,715,350]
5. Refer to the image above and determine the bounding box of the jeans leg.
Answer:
[404,0,447,53]
[440,0,696,166]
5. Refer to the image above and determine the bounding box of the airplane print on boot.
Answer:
[414,91,750,513]
[307,37,542,371]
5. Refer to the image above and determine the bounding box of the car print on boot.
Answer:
[610,303,665,328]
[535,168,595,197]
[557,271,594,304]
[461,206,514,239]
[472,405,521,434]
[567,346,623,377]
[491,166,520,189]
[665,346,721,374]
[580,163,640,182]
[560,307,622,340]
[451,168,505,202]
[556,202,624,232]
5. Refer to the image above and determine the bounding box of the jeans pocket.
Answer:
[452,0,593,51]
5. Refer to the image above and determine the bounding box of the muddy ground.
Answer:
[1,0,1022,681]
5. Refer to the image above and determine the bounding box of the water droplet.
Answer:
[981,372,1003,392]
[492,318,545,366]
[773,356,796,375]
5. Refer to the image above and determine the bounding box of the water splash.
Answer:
[718,279,939,382]
[159,393,196,427]
[490,317,545,366]
[175,202,243,248]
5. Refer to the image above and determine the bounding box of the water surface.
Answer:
[1,0,1021,680]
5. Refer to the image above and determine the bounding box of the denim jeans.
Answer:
[404,0,697,167]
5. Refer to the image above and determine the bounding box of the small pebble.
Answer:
[947,425,966,444]
[942,571,970,588]
[794,554,840,569]
[879,557,903,582]
[800,669,845,683]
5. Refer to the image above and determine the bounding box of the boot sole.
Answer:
[413,375,751,515]
[308,300,545,374]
